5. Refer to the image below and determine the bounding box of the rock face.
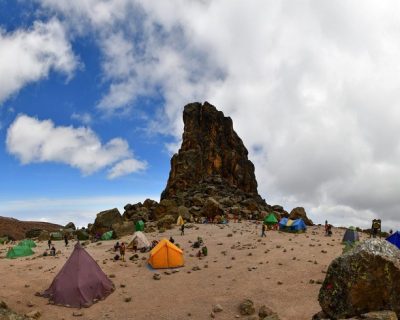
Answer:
[65,222,76,230]
[319,239,400,319]
[289,207,313,226]
[160,102,271,217]
[91,208,122,235]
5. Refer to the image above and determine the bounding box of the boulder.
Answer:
[156,215,175,230]
[38,230,50,241]
[91,208,122,235]
[203,197,223,218]
[65,222,76,230]
[177,206,191,221]
[112,221,135,238]
[25,228,42,239]
[319,239,400,319]
[74,229,89,241]
[153,199,177,219]
[289,207,313,226]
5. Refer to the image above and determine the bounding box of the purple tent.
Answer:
[42,242,114,308]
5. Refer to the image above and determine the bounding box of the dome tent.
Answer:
[148,239,184,269]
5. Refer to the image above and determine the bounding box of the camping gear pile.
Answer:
[278,218,307,233]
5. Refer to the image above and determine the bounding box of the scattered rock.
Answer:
[239,299,255,315]
[213,304,223,313]
[153,273,161,280]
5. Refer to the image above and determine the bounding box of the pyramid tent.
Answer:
[101,231,113,240]
[127,231,151,250]
[342,228,359,243]
[176,216,184,226]
[386,231,400,249]
[42,243,114,307]
[18,239,37,248]
[264,213,278,225]
[148,239,184,269]
[278,217,289,230]
[6,245,34,259]
[135,220,145,232]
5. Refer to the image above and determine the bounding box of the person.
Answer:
[169,236,175,244]
[201,246,208,256]
[50,245,56,256]
[120,242,126,262]
[181,223,185,236]
[261,223,266,237]
[327,224,332,236]
[114,241,120,251]
[389,229,393,235]
[47,239,52,249]
[324,220,328,236]
[64,234,69,247]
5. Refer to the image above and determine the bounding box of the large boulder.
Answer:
[112,221,135,238]
[38,230,50,241]
[156,215,175,230]
[319,239,400,319]
[289,207,313,226]
[65,222,76,230]
[153,199,177,220]
[91,208,122,235]
[25,228,42,238]
[203,197,223,218]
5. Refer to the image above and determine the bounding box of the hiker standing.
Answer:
[181,223,185,236]
[261,223,266,237]
[48,239,52,249]
[120,242,126,262]
[64,234,69,247]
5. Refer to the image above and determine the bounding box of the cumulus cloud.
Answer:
[6,114,146,177]
[108,158,147,179]
[71,112,92,124]
[36,0,400,229]
[0,19,78,104]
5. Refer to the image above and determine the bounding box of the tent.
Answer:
[101,231,113,240]
[135,220,145,232]
[6,245,34,259]
[264,213,278,225]
[290,218,307,232]
[386,231,400,249]
[148,239,184,269]
[41,243,114,308]
[18,239,37,248]
[342,227,359,244]
[50,232,63,241]
[176,216,184,226]
[127,231,151,250]
[279,218,306,233]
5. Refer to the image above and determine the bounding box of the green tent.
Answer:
[264,213,278,225]
[18,239,37,248]
[101,231,113,240]
[6,245,34,259]
[135,220,145,232]
[50,232,63,240]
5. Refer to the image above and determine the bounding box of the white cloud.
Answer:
[34,1,400,229]
[108,158,147,179]
[6,114,146,177]
[0,19,78,104]
[71,112,92,124]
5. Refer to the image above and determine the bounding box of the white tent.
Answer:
[127,231,151,250]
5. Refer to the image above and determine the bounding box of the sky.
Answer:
[1,1,400,230]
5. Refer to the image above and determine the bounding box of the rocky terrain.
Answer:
[89,102,313,237]
[0,216,62,241]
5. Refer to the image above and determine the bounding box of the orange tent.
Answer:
[148,239,184,269]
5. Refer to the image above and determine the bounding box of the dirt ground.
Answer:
[0,222,366,320]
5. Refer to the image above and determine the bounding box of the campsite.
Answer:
[0,221,369,320]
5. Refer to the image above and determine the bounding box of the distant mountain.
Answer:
[0,216,62,240]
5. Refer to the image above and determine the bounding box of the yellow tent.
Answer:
[176,215,184,226]
[148,239,184,269]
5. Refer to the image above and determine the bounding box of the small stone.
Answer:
[120,284,126,288]
[25,310,41,319]
[109,274,116,278]
[277,281,283,285]
[239,299,255,315]
[24,284,30,288]
[309,279,315,284]
[213,304,223,312]
[27,301,34,307]
[210,311,215,318]
[73,311,83,317]
[153,273,161,280]
[124,296,132,302]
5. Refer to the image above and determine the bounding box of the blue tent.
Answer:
[386,231,400,249]
[278,218,288,230]
[290,218,307,232]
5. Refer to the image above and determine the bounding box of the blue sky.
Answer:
[1,1,400,230]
